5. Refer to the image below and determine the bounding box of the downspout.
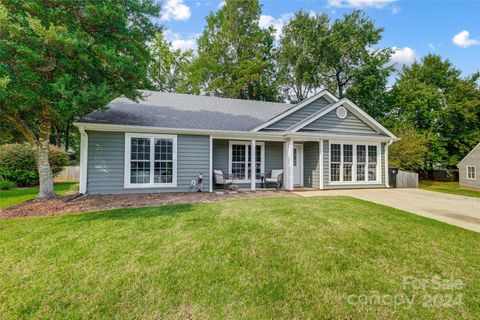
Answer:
[79,126,89,194]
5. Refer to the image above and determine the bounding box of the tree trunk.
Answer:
[36,139,56,199]
[36,106,56,199]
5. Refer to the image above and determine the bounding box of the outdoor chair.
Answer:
[265,169,283,189]
[213,169,233,191]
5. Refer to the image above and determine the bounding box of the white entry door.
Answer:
[293,144,303,186]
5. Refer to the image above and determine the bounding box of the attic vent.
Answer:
[336,106,347,119]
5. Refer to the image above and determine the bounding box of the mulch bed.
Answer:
[0,191,296,219]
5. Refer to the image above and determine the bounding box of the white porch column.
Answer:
[251,139,256,191]
[209,135,213,192]
[79,126,88,194]
[319,139,324,190]
[385,142,390,188]
[286,138,294,190]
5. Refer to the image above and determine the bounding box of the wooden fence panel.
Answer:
[55,166,80,181]
[395,170,418,188]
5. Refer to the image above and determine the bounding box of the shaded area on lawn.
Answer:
[419,180,480,198]
[0,182,78,209]
[0,196,479,319]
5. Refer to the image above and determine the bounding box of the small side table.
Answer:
[260,173,265,188]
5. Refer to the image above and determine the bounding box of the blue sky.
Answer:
[160,0,480,79]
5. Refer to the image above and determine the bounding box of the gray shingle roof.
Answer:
[79,91,293,131]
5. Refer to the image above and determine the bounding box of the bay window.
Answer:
[125,133,177,188]
[229,141,264,182]
[330,142,380,184]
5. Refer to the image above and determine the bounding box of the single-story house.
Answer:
[74,90,398,194]
[457,142,479,190]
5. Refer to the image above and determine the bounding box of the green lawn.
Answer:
[0,182,78,209]
[0,197,478,319]
[419,180,480,198]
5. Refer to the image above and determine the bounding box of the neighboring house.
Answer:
[74,90,398,195]
[457,142,480,190]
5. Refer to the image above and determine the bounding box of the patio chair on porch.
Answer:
[213,169,233,191]
[265,169,283,189]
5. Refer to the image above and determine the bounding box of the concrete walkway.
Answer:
[296,188,480,233]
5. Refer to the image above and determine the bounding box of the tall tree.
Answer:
[277,10,391,112]
[0,0,160,199]
[277,12,329,103]
[189,0,279,101]
[148,32,193,93]
[386,55,480,169]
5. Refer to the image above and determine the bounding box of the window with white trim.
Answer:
[229,142,264,182]
[125,134,177,188]
[467,166,476,180]
[330,142,380,184]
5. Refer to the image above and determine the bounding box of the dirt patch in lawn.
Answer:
[0,191,296,219]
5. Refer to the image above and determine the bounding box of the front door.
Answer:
[293,144,303,186]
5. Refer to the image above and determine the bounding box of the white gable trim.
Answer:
[251,90,339,132]
[289,98,398,140]
[457,142,480,167]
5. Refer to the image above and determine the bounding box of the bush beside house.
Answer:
[0,144,68,187]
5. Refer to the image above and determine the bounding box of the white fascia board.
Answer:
[250,90,339,132]
[457,142,480,167]
[74,121,392,143]
[74,122,288,141]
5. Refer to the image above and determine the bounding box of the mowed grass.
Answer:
[0,182,78,209]
[419,180,480,198]
[0,197,479,319]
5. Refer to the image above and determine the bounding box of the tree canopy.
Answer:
[189,0,279,101]
[0,0,160,198]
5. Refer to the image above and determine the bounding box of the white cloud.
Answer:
[259,13,293,40]
[389,47,418,69]
[428,43,435,50]
[452,30,480,48]
[161,0,191,21]
[165,30,198,52]
[218,1,226,9]
[171,39,196,51]
[391,5,400,14]
[327,0,396,8]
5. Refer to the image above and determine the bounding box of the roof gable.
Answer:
[299,108,377,133]
[290,99,397,139]
[458,142,480,166]
[251,90,339,132]
[261,97,331,131]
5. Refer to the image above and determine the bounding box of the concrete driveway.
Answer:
[296,188,480,233]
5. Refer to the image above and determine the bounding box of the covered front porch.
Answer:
[211,138,322,192]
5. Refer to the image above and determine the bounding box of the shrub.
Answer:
[0,180,16,190]
[0,143,69,187]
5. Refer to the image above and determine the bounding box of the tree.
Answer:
[388,126,428,172]
[148,32,193,93]
[386,55,480,170]
[0,0,160,199]
[277,12,329,103]
[277,10,391,112]
[189,0,279,101]
[323,10,392,101]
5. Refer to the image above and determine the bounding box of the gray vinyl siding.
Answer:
[212,140,283,188]
[304,142,320,188]
[458,144,480,190]
[322,140,386,189]
[263,97,330,131]
[301,109,376,133]
[86,131,210,194]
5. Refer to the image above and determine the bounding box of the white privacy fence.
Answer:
[55,166,80,181]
